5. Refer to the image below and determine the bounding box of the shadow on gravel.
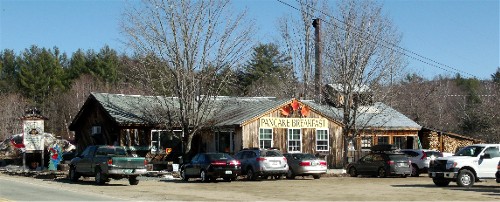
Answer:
[52,177,127,186]
[392,184,500,196]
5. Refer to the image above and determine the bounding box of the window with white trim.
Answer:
[377,136,389,145]
[316,129,329,151]
[287,128,301,152]
[259,128,273,149]
[361,137,372,150]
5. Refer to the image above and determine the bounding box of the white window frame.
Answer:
[91,126,101,135]
[361,137,372,151]
[259,128,273,149]
[287,128,302,153]
[316,128,329,151]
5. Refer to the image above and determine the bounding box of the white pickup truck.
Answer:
[428,144,500,187]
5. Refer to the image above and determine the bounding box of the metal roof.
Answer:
[88,93,420,130]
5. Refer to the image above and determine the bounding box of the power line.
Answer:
[276,0,478,78]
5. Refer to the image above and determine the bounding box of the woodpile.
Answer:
[426,131,476,153]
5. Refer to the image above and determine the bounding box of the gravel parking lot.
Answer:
[1,173,499,201]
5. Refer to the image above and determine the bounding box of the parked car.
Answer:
[399,149,443,177]
[69,145,147,185]
[283,153,327,179]
[346,144,411,178]
[233,148,289,180]
[496,160,500,183]
[180,153,241,182]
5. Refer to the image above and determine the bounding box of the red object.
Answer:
[10,138,25,148]
[281,106,290,116]
[301,106,310,117]
[256,157,266,162]
[387,160,395,165]
[211,160,227,166]
[319,161,327,166]
[229,160,241,166]
[299,161,311,166]
[107,159,113,166]
[421,152,427,160]
[291,100,299,111]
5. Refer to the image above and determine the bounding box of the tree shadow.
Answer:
[392,184,500,196]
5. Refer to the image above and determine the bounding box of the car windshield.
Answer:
[207,153,234,160]
[455,146,484,157]
[261,150,282,157]
[292,153,316,160]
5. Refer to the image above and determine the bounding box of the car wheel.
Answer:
[223,177,231,182]
[313,174,321,179]
[378,168,387,178]
[180,169,189,181]
[274,175,282,180]
[68,166,80,182]
[247,168,257,181]
[457,169,475,187]
[401,174,408,178]
[200,170,209,182]
[286,169,295,179]
[349,167,358,177]
[433,178,450,187]
[128,176,139,185]
[410,164,419,177]
[95,169,107,185]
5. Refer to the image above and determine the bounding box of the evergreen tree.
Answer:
[17,45,65,106]
[239,43,295,97]
[87,45,119,83]
[0,49,19,93]
[492,67,500,84]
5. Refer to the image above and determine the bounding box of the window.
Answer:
[287,129,302,153]
[316,129,329,151]
[91,126,101,135]
[393,137,405,149]
[259,128,273,149]
[361,137,372,150]
[150,130,180,154]
[377,136,389,145]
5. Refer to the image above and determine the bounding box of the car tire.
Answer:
[433,178,450,187]
[200,170,209,182]
[247,168,257,181]
[457,169,475,187]
[128,176,139,185]
[286,169,295,179]
[68,166,80,182]
[349,167,358,177]
[378,168,387,178]
[313,174,321,179]
[181,169,189,181]
[274,175,282,180]
[95,168,107,185]
[223,177,231,182]
[410,164,419,177]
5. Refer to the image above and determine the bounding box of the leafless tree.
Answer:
[121,0,254,155]
[321,0,406,165]
[278,0,321,99]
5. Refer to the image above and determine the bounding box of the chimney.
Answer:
[313,18,322,102]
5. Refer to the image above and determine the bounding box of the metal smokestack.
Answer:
[313,18,322,101]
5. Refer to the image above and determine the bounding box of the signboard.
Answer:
[23,120,45,151]
[259,117,328,128]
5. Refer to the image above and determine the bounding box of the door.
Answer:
[216,132,232,153]
[357,154,373,174]
[477,146,500,178]
[78,146,97,174]
[184,154,200,176]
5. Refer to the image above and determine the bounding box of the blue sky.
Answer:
[1,0,498,80]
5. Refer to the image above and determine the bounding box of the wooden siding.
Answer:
[240,105,344,168]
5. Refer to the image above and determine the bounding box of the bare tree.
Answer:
[322,0,406,165]
[121,0,254,155]
[278,0,321,99]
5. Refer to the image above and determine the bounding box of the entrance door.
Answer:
[216,132,233,153]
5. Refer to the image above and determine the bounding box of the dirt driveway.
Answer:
[1,173,499,201]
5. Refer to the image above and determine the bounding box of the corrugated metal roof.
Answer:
[90,92,420,130]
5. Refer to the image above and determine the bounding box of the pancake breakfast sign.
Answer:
[259,117,328,128]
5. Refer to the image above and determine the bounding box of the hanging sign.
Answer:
[23,120,45,151]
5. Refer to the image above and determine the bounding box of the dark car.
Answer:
[180,153,241,182]
[346,145,411,178]
[496,160,500,183]
[283,153,327,179]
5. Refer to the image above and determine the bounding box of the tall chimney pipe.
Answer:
[313,18,322,102]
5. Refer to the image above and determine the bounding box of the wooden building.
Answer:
[419,127,482,154]
[69,92,422,168]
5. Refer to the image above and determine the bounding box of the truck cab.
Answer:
[428,144,500,187]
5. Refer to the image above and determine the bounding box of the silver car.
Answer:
[234,148,289,180]
[283,153,327,179]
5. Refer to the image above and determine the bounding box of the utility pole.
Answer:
[313,18,322,102]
